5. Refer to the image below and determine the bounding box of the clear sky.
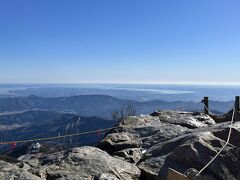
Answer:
[0,0,240,85]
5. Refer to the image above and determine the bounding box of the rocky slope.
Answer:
[0,147,141,180]
[0,110,239,180]
[99,111,240,180]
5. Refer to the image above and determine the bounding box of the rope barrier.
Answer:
[195,107,236,177]
[175,105,192,111]
[0,127,115,145]
[175,107,186,111]
[203,103,234,116]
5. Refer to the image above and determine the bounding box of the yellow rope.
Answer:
[0,127,115,145]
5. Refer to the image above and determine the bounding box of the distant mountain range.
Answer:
[0,95,235,119]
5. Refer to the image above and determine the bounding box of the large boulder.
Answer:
[151,110,216,128]
[19,146,141,180]
[98,111,214,159]
[137,121,240,180]
[98,114,190,154]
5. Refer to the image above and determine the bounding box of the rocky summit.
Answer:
[0,110,240,180]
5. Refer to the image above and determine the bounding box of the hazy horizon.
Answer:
[1,82,240,102]
[1,82,240,87]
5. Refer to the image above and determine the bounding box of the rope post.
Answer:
[235,96,240,121]
[203,97,209,115]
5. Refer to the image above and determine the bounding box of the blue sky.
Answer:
[0,0,240,85]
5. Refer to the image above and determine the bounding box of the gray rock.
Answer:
[98,173,119,180]
[40,146,140,180]
[98,132,141,153]
[153,110,216,128]
[113,148,143,164]
[0,160,41,180]
[1,146,141,180]
[98,110,237,180]
[138,126,240,180]
[98,114,190,153]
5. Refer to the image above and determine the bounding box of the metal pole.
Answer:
[235,96,240,121]
[204,97,209,115]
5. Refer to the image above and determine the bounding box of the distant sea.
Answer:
[0,83,240,102]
